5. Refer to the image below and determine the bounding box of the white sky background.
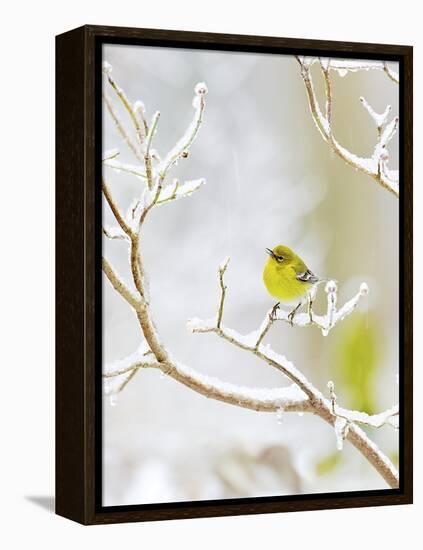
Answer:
[102,44,399,506]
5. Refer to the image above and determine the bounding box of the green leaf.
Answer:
[315,452,342,476]
[331,313,380,414]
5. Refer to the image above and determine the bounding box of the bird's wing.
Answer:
[296,269,319,284]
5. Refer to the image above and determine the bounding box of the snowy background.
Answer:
[102,44,399,506]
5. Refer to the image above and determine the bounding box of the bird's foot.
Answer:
[308,299,314,324]
[269,302,280,321]
[288,303,301,327]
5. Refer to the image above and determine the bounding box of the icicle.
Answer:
[109,394,118,407]
[334,417,348,450]
[276,407,284,424]
[102,61,113,75]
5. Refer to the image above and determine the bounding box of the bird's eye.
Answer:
[276,256,284,262]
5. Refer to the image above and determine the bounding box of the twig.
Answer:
[102,256,140,310]
[156,83,207,185]
[103,361,159,378]
[254,309,276,350]
[103,62,145,152]
[328,380,337,414]
[102,226,127,240]
[116,367,141,393]
[261,280,368,336]
[103,158,147,180]
[144,111,160,190]
[383,62,400,84]
[155,178,205,206]
[217,257,230,328]
[102,148,120,162]
[327,380,398,429]
[296,57,399,197]
[103,92,142,162]
[320,58,333,132]
[300,57,398,77]
[102,178,134,237]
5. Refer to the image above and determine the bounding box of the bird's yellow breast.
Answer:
[263,259,311,303]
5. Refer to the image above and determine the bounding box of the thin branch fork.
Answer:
[296,56,399,197]
[186,262,398,488]
[103,92,142,163]
[103,62,145,153]
[103,210,398,490]
[103,341,399,489]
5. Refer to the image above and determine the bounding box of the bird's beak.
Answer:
[265,248,274,257]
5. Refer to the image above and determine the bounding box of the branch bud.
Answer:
[102,61,113,75]
[195,82,208,96]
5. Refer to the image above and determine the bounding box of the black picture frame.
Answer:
[56,24,413,525]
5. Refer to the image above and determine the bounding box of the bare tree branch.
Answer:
[144,111,160,190]
[383,62,400,84]
[217,257,230,328]
[103,61,146,151]
[102,178,134,237]
[296,57,399,197]
[102,92,142,163]
[187,264,398,487]
[102,256,140,310]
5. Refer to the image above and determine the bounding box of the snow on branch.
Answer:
[186,260,398,487]
[235,278,368,344]
[103,61,146,155]
[103,342,154,378]
[102,61,208,217]
[296,56,399,197]
[103,91,142,163]
[327,380,398,450]
[298,57,399,78]
[156,178,206,206]
[103,225,127,241]
[101,67,399,489]
[104,349,312,413]
[156,82,208,184]
[103,157,147,180]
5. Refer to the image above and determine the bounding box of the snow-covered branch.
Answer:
[103,157,147,180]
[232,278,368,345]
[383,62,400,84]
[104,350,312,413]
[101,64,399,489]
[102,62,208,212]
[296,56,399,197]
[156,178,206,205]
[103,61,146,156]
[155,82,208,184]
[327,380,398,450]
[186,261,398,487]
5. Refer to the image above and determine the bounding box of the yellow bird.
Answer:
[263,244,323,325]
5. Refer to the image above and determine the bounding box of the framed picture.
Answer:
[56,25,413,525]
